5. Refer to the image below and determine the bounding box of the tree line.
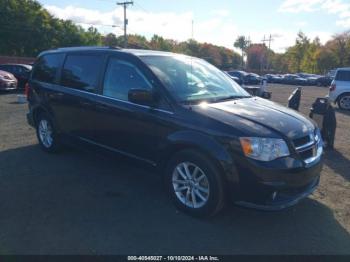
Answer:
[1,0,350,74]
[235,32,350,74]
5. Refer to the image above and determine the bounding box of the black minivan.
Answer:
[26,46,323,217]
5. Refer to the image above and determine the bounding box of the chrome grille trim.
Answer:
[295,140,315,151]
[293,130,323,166]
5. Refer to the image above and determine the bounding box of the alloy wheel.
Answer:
[340,96,350,110]
[38,119,53,148]
[172,162,210,208]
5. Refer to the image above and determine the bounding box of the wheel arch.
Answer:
[32,105,60,132]
[32,106,49,125]
[336,92,350,102]
[157,131,239,185]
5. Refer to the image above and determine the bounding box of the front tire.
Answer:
[337,93,350,110]
[165,150,225,217]
[35,113,61,153]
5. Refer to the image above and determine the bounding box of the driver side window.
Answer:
[103,58,151,101]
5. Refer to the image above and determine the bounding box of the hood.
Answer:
[192,97,315,139]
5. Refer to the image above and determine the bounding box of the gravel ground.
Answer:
[0,86,349,255]
[267,84,350,231]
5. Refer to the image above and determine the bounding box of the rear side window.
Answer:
[32,54,64,83]
[336,70,350,81]
[61,54,103,93]
[103,58,151,101]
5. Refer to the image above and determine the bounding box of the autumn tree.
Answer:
[246,44,269,72]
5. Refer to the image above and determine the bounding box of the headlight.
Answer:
[239,137,290,161]
[0,75,10,80]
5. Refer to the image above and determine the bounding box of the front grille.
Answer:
[293,135,311,148]
[299,147,315,160]
[293,132,319,161]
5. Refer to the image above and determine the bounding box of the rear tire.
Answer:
[35,113,62,153]
[337,93,350,110]
[165,149,225,217]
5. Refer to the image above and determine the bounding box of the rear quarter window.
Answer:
[61,54,104,93]
[336,70,350,81]
[32,54,65,84]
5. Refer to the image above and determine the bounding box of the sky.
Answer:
[40,0,350,53]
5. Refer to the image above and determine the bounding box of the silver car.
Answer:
[0,70,18,90]
[329,68,350,110]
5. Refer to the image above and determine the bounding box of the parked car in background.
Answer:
[226,71,261,85]
[226,70,248,85]
[327,69,337,78]
[329,68,350,110]
[26,46,323,217]
[315,75,333,87]
[282,74,308,86]
[245,73,262,85]
[265,74,281,83]
[0,70,18,91]
[297,73,321,86]
[0,64,32,89]
[224,72,243,85]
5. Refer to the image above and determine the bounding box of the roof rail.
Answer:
[56,46,122,51]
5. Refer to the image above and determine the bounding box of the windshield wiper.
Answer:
[213,95,251,102]
[180,95,251,105]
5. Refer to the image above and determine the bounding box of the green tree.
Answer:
[0,0,103,57]
[286,31,310,72]
[103,33,120,47]
[150,34,172,51]
[315,47,338,74]
[234,36,250,68]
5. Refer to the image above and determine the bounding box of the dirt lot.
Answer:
[0,85,349,255]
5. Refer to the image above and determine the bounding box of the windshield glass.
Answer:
[140,55,250,103]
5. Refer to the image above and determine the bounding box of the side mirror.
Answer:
[128,88,155,106]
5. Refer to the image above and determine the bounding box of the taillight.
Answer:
[330,83,336,92]
[24,82,30,98]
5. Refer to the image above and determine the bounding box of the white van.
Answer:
[329,68,350,110]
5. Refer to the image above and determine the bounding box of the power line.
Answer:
[134,1,150,13]
[76,22,121,28]
[117,1,133,48]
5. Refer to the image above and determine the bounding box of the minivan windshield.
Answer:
[140,55,250,103]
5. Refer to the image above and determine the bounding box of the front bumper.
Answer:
[231,146,323,211]
[0,81,17,90]
[235,176,320,211]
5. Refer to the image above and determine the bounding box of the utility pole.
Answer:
[117,1,133,48]
[262,34,274,71]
